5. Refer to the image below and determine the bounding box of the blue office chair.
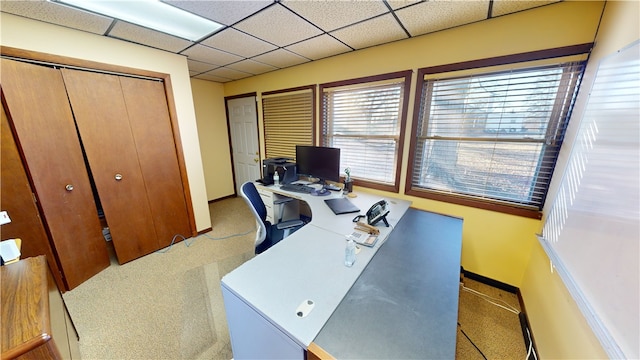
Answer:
[240,181,305,254]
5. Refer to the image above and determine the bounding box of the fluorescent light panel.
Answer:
[53,0,223,41]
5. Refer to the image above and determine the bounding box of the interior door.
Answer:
[227,96,261,194]
[1,105,66,291]
[0,59,110,290]
[118,76,193,248]
[61,68,158,264]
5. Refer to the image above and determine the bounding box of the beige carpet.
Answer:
[63,197,255,360]
[457,278,527,359]
[63,197,527,359]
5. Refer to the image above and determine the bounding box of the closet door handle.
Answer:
[65,184,74,191]
[115,173,123,181]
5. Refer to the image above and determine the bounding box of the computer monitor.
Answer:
[295,145,341,184]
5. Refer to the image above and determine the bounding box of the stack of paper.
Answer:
[0,239,21,264]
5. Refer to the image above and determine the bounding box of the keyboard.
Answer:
[280,183,315,194]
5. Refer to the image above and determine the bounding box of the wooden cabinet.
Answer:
[1,256,81,359]
[1,56,194,289]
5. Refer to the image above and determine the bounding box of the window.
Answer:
[321,71,411,192]
[262,86,315,159]
[407,48,589,217]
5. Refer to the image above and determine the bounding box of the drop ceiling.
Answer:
[1,0,560,83]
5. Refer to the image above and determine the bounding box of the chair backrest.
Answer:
[240,181,267,247]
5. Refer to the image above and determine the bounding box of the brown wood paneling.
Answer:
[119,76,191,247]
[0,59,110,290]
[61,68,158,264]
[0,103,66,291]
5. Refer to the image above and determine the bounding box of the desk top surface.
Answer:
[313,209,464,359]
[221,188,411,347]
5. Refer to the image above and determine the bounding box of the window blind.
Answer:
[539,41,639,359]
[411,62,585,210]
[262,88,314,160]
[321,74,409,189]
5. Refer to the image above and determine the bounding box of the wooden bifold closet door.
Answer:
[1,57,193,289]
[0,59,110,290]
[1,105,67,290]
[61,69,191,263]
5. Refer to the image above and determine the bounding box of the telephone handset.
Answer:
[366,199,390,227]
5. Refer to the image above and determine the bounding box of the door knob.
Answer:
[65,184,74,191]
[115,173,123,181]
[254,158,259,163]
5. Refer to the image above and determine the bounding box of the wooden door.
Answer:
[119,77,192,247]
[227,96,261,194]
[0,59,110,290]
[0,104,67,291]
[61,69,158,264]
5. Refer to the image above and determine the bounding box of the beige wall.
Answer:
[0,13,212,232]
[520,1,639,358]
[221,0,605,287]
[190,79,235,201]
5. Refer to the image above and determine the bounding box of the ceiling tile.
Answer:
[162,0,273,26]
[187,59,219,74]
[394,0,489,37]
[252,49,310,68]
[386,0,423,11]
[285,34,352,60]
[282,0,388,32]
[226,59,278,75]
[201,28,277,58]
[204,67,253,80]
[330,14,407,50]
[109,21,193,53]
[193,72,233,83]
[234,4,323,47]
[1,0,112,35]
[492,0,560,17]
[181,44,243,66]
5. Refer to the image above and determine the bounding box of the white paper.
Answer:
[0,239,20,262]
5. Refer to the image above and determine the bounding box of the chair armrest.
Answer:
[276,219,304,230]
[273,198,294,205]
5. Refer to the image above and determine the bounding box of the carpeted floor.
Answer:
[63,196,527,359]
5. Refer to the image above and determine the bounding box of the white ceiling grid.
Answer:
[0,0,560,83]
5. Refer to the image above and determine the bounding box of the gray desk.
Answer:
[312,209,464,359]
[221,188,461,359]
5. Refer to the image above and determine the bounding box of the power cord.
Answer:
[155,228,255,254]
[459,282,527,359]
[460,283,521,315]
[525,327,538,360]
[458,322,488,360]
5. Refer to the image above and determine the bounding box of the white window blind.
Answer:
[321,74,409,189]
[411,62,585,210]
[262,88,314,160]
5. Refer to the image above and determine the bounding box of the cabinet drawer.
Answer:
[257,188,275,223]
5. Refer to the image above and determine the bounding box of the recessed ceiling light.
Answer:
[51,0,223,41]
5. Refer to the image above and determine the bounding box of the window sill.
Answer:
[405,187,542,219]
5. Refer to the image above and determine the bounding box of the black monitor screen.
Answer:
[295,145,341,183]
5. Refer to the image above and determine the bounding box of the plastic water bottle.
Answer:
[345,236,356,267]
[273,171,279,186]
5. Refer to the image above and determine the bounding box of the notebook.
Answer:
[324,197,360,215]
